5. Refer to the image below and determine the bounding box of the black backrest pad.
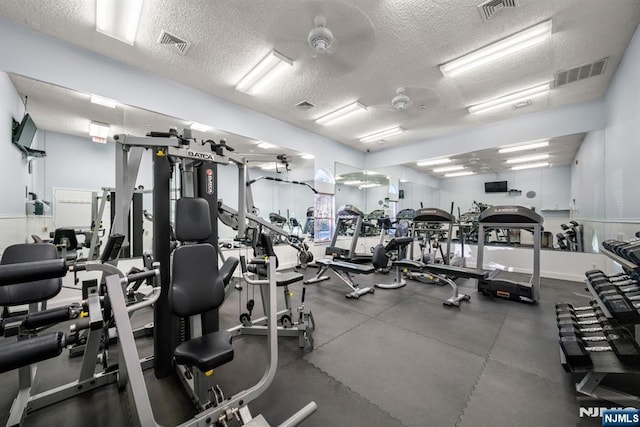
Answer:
[175,198,212,242]
[170,244,225,317]
[256,233,278,269]
[0,243,62,306]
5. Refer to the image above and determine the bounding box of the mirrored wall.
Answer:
[8,73,316,258]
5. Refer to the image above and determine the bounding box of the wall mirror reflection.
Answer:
[401,134,593,252]
[4,73,315,260]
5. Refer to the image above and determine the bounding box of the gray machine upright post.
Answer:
[153,150,175,378]
[114,145,145,254]
[237,162,247,239]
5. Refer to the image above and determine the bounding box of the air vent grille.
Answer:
[555,58,608,87]
[478,0,518,21]
[296,100,315,110]
[157,30,191,55]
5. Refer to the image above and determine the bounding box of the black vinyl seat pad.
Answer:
[392,260,487,279]
[247,265,303,286]
[174,331,234,373]
[0,243,62,306]
[316,259,375,274]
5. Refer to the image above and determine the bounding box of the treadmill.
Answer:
[409,208,464,267]
[477,206,543,303]
[325,205,372,263]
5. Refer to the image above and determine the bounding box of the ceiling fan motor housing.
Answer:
[308,25,333,53]
[392,93,411,110]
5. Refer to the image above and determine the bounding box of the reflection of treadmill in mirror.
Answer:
[326,205,372,263]
[476,206,543,303]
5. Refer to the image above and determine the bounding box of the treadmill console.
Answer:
[479,206,543,225]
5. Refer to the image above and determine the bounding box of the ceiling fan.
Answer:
[369,86,440,116]
[268,1,376,74]
[307,15,335,54]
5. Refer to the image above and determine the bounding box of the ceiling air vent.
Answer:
[157,30,191,55]
[555,58,608,88]
[478,0,518,21]
[296,100,315,110]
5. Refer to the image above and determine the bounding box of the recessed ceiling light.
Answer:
[300,153,315,160]
[468,82,551,114]
[343,180,363,185]
[498,140,549,153]
[96,0,144,45]
[359,183,380,189]
[440,20,552,77]
[433,165,464,173]
[190,122,210,132]
[511,162,549,170]
[506,154,550,164]
[359,126,404,143]
[417,158,451,167]
[445,171,475,177]
[315,101,366,126]
[257,141,276,149]
[235,50,293,95]
[400,179,409,183]
[90,95,118,108]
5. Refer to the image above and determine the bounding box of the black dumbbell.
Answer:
[558,322,619,337]
[599,294,640,324]
[555,301,598,315]
[560,329,640,366]
[557,310,607,327]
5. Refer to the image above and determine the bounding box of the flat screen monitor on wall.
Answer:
[11,113,45,157]
[484,181,508,193]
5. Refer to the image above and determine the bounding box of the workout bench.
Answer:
[305,258,375,299]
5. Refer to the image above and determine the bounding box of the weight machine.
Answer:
[112,129,316,424]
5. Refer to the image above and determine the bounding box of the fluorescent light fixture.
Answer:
[96,0,144,45]
[359,183,380,189]
[417,158,451,167]
[260,163,279,171]
[300,153,315,160]
[440,20,552,77]
[468,82,551,114]
[190,122,210,132]
[315,101,366,126]
[400,179,409,183]
[506,154,549,164]
[90,95,118,108]
[235,50,293,95]
[343,180,363,185]
[363,170,382,175]
[257,141,276,149]
[433,165,464,173]
[89,121,110,140]
[335,176,343,181]
[359,126,404,143]
[511,162,549,170]
[445,171,475,177]
[498,140,549,153]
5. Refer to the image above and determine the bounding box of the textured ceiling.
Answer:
[9,74,313,170]
[1,0,639,153]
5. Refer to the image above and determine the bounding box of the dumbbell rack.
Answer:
[558,245,640,405]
